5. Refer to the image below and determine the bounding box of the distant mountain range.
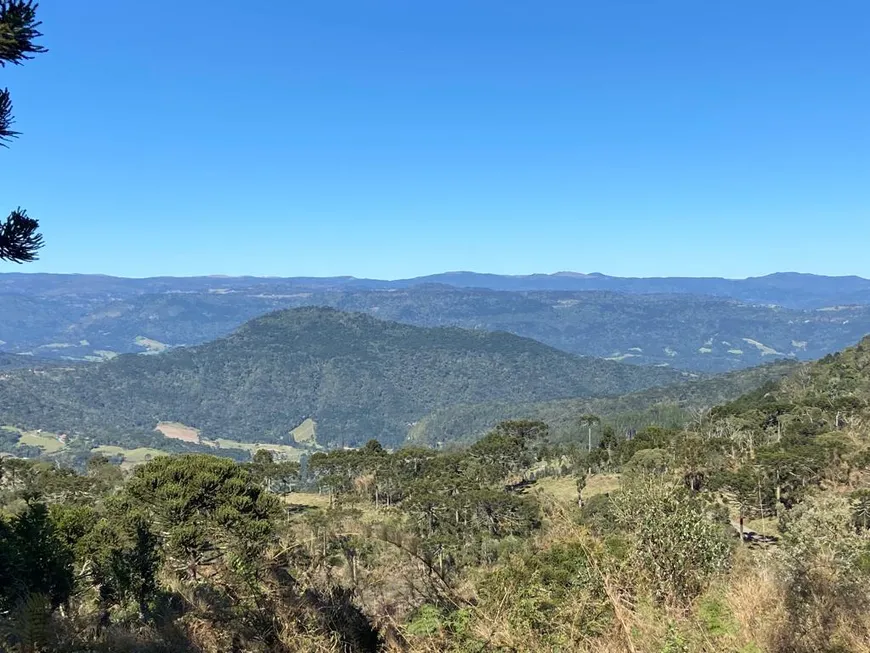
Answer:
[394,271,870,308]
[0,308,687,449]
[2,272,870,373]
[3,271,870,308]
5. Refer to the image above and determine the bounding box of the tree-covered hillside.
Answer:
[4,336,870,652]
[0,352,48,370]
[2,283,870,372]
[408,360,798,447]
[0,308,685,449]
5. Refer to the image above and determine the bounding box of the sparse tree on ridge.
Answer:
[1,1,47,263]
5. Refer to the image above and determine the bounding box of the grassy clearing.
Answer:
[291,418,317,445]
[533,473,622,505]
[744,516,780,538]
[18,431,65,453]
[92,350,118,360]
[93,445,168,465]
[156,421,200,443]
[727,511,780,538]
[212,438,303,461]
[533,476,577,504]
[283,492,331,509]
[134,336,168,353]
[585,473,622,498]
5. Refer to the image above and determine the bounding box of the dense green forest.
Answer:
[2,335,870,652]
[0,308,685,450]
[4,278,870,372]
[0,352,58,370]
[409,360,798,446]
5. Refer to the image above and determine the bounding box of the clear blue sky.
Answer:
[3,0,869,279]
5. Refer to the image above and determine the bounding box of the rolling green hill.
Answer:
[0,307,686,449]
[710,333,870,429]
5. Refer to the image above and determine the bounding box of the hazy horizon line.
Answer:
[2,270,869,282]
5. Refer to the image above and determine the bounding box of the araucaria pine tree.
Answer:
[1,1,46,263]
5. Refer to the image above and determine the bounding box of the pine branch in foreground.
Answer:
[0,207,43,262]
[0,0,47,65]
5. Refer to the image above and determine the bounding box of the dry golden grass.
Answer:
[724,554,788,652]
[283,492,331,509]
[155,421,200,443]
[585,473,622,498]
[533,473,622,506]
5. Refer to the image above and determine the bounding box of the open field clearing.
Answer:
[533,473,622,505]
[19,432,65,453]
[212,438,304,460]
[283,492,331,509]
[16,429,66,453]
[134,336,169,352]
[291,417,317,444]
[734,513,781,538]
[93,445,168,465]
[156,421,200,443]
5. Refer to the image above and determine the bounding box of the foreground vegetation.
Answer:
[3,336,870,652]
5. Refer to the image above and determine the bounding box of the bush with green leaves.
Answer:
[777,494,870,651]
[475,538,612,648]
[612,478,732,605]
[623,447,670,478]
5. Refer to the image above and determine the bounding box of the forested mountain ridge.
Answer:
[3,280,870,372]
[408,359,799,447]
[0,352,46,369]
[404,271,870,307]
[0,307,685,449]
[3,270,870,308]
[712,333,870,428]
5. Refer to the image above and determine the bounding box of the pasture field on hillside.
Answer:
[212,438,304,461]
[134,336,169,352]
[156,421,200,443]
[11,427,67,453]
[93,445,168,465]
[291,418,317,444]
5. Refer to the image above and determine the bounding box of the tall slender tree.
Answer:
[1,1,47,263]
[579,414,600,453]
